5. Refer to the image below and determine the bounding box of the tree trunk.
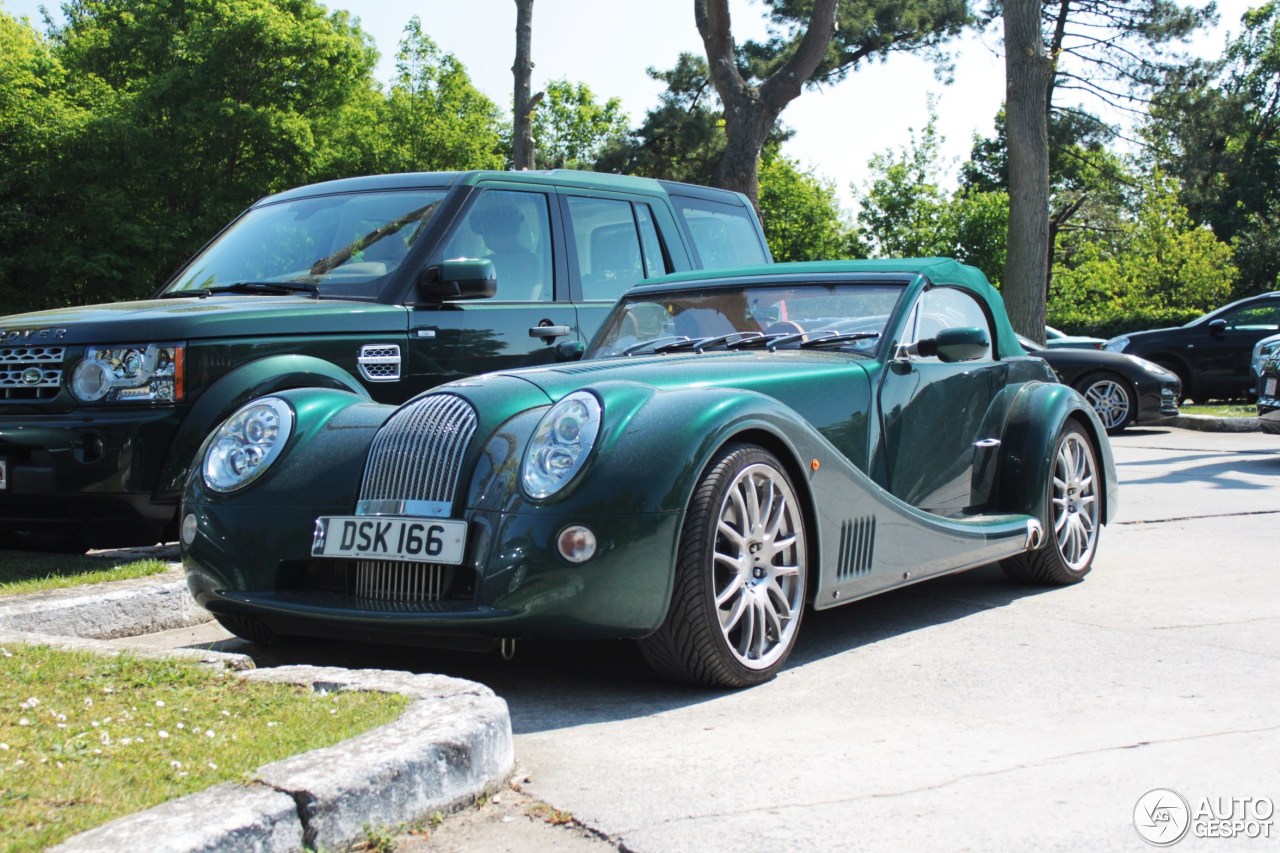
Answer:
[695,0,837,208]
[1003,0,1053,343]
[512,0,536,170]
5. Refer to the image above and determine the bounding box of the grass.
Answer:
[0,551,169,598]
[1179,403,1258,418]
[0,644,409,851]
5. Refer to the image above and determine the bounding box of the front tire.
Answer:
[639,444,808,688]
[1003,421,1101,585]
[1076,371,1135,434]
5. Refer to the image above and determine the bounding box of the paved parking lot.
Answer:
[126,426,1280,851]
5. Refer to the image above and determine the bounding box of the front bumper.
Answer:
[184,501,684,644]
[0,407,184,543]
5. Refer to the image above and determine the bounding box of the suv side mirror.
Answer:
[419,258,497,302]
[1208,318,1227,337]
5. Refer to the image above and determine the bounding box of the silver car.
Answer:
[1252,332,1280,384]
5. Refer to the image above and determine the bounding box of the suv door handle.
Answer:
[529,325,571,338]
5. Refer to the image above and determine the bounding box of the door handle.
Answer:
[529,325,571,338]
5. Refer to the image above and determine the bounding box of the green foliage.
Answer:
[595,54,728,185]
[757,155,853,261]
[532,79,628,170]
[745,0,973,86]
[852,103,1007,281]
[0,5,507,315]
[336,16,505,176]
[1146,2,1280,294]
[1048,170,1236,330]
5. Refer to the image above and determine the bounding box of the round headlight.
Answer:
[202,397,294,493]
[522,392,601,499]
[70,359,111,401]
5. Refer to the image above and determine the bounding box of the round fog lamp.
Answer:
[180,513,199,546]
[557,526,597,564]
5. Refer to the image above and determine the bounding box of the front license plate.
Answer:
[1267,377,1277,398]
[313,516,467,565]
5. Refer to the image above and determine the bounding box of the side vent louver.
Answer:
[837,517,876,578]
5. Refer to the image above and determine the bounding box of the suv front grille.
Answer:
[0,346,64,401]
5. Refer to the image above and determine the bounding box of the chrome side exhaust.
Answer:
[1025,519,1045,550]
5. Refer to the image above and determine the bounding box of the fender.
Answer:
[154,355,369,498]
[997,380,1117,525]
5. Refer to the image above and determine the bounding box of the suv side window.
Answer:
[439,190,553,302]
[566,197,670,303]
[671,196,769,269]
[902,287,994,361]
[1219,301,1280,331]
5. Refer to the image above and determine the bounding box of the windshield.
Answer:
[589,283,905,358]
[163,189,448,298]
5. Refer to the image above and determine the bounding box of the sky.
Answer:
[3,0,1256,210]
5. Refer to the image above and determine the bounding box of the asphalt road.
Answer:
[137,426,1280,851]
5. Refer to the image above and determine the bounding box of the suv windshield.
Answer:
[590,283,905,358]
[162,189,448,299]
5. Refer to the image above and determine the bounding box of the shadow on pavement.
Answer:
[190,563,1056,734]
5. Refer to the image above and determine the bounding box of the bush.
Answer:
[1048,307,1204,340]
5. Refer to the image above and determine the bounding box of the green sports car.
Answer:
[181,259,1118,687]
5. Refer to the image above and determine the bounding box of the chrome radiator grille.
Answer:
[360,393,477,502]
[354,560,444,602]
[353,393,477,603]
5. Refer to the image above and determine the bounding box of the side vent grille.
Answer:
[358,344,401,382]
[837,517,876,578]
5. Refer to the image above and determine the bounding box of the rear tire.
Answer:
[1003,421,1101,585]
[639,444,808,688]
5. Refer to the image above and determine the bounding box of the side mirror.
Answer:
[1208,318,1227,336]
[911,326,990,363]
[418,258,497,302]
[556,341,586,362]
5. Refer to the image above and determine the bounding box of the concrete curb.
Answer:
[49,667,514,853]
[1170,414,1261,433]
[0,566,211,639]
[2,571,516,853]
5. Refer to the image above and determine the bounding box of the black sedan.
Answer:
[1021,336,1181,433]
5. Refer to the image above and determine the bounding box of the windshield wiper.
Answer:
[196,281,321,298]
[623,336,691,355]
[799,332,880,348]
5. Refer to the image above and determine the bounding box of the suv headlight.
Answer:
[1102,336,1129,352]
[522,391,601,499]
[71,343,185,403]
[202,397,293,493]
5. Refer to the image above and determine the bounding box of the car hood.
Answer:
[0,297,408,345]
[501,349,873,402]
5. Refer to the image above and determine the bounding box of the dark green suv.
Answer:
[0,170,770,548]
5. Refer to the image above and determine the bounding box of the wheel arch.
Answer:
[997,382,1116,525]
[155,355,370,497]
